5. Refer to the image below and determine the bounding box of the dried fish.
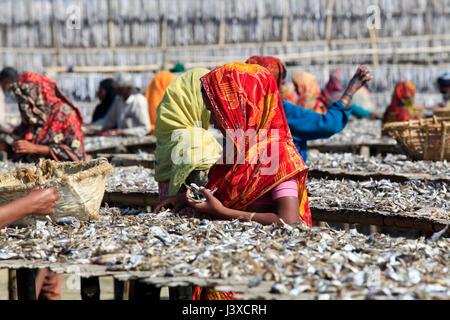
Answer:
[308,178,450,220]
[0,209,448,300]
[308,152,450,179]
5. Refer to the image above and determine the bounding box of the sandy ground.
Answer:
[0,269,169,300]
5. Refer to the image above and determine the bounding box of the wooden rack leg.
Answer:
[80,276,100,300]
[8,269,18,300]
[129,280,161,300]
[114,279,130,300]
[16,269,36,300]
[169,286,193,300]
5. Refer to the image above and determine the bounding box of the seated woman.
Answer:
[323,69,381,119]
[145,71,176,134]
[382,81,419,125]
[245,56,373,162]
[0,72,86,162]
[91,78,117,123]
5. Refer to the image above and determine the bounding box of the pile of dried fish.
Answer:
[308,152,450,178]
[0,209,448,299]
[309,119,397,146]
[308,178,449,219]
[106,166,158,193]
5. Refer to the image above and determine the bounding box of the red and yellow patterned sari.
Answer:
[201,62,311,223]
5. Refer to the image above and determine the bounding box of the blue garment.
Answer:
[351,104,371,119]
[283,100,352,162]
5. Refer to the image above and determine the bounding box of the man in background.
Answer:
[86,73,150,137]
[437,73,450,109]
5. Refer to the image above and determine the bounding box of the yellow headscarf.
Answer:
[154,68,222,196]
[145,71,176,134]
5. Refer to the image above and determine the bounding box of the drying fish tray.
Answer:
[103,191,159,207]
[308,168,450,184]
[311,206,450,235]
[307,142,401,155]
[99,189,449,234]
[383,116,450,161]
[97,153,155,169]
[85,136,157,155]
[0,158,112,226]
[434,107,450,117]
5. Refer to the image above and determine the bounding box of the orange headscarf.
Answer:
[383,81,418,124]
[292,72,327,114]
[201,62,311,225]
[145,71,176,134]
[245,56,285,89]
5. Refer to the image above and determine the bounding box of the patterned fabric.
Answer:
[145,71,176,134]
[154,68,222,196]
[11,72,86,162]
[245,56,284,89]
[292,72,327,114]
[193,287,235,300]
[383,81,418,124]
[323,69,348,104]
[201,62,311,224]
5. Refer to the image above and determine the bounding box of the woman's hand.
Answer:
[25,187,60,216]
[13,140,50,156]
[153,194,188,214]
[13,140,38,154]
[185,188,226,217]
[345,65,374,95]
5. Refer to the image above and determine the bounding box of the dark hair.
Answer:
[281,64,287,80]
[0,67,19,81]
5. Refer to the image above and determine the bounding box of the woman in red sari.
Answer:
[1,72,86,162]
[156,62,310,227]
[383,81,419,124]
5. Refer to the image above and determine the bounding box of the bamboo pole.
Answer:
[161,17,168,70]
[369,28,379,67]
[2,33,449,54]
[107,0,115,48]
[325,0,335,44]
[41,45,450,75]
[281,0,290,46]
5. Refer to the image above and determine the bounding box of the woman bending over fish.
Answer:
[154,63,311,227]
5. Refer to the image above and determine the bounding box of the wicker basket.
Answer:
[382,116,450,161]
[0,158,113,227]
[434,107,450,117]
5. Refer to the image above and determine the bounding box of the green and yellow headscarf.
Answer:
[154,68,222,195]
